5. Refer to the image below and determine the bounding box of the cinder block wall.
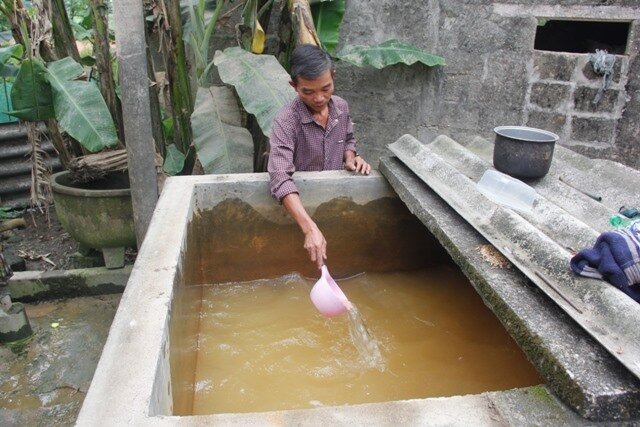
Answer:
[525,52,630,152]
[335,1,639,169]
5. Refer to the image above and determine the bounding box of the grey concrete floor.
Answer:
[0,294,121,426]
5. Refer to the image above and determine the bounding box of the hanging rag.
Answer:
[570,222,640,302]
[589,49,616,105]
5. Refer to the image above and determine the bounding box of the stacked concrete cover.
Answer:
[381,133,640,420]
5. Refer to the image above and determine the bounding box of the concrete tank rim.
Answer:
[51,170,131,198]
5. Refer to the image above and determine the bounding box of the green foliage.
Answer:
[7,58,55,120]
[0,44,23,78]
[184,0,226,84]
[162,116,174,141]
[213,47,295,138]
[47,57,118,152]
[65,0,94,40]
[310,0,344,53]
[163,144,186,175]
[0,206,22,219]
[335,39,446,69]
[191,85,253,173]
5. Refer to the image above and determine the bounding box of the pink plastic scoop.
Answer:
[310,265,352,317]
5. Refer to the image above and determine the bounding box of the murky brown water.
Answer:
[185,197,444,284]
[173,267,541,415]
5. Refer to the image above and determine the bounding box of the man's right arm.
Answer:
[268,116,327,269]
[282,193,326,269]
[268,117,298,201]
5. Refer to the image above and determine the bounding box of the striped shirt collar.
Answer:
[295,96,343,125]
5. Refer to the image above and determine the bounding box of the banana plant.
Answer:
[6,50,119,152]
[0,44,23,78]
[184,0,227,84]
[191,85,254,173]
[189,0,445,174]
[46,57,119,152]
[335,39,446,68]
[0,44,22,123]
[310,0,344,53]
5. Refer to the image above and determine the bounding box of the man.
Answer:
[268,44,371,269]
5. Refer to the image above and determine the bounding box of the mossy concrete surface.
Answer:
[379,155,640,421]
[7,266,132,302]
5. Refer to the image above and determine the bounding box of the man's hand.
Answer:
[304,225,327,269]
[282,193,327,269]
[344,152,371,175]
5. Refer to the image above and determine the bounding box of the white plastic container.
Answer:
[477,169,536,213]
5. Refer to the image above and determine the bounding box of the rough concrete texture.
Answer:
[75,172,599,425]
[388,135,640,380]
[7,266,132,302]
[380,134,640,420]
[525,51,629,149]
[0,294,121,426]
[334,1,639,169]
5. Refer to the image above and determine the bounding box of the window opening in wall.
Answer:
[534,20,629,55]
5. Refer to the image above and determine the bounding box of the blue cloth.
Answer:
[570,222,640,302]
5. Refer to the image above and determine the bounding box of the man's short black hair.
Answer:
[290,44,334,82]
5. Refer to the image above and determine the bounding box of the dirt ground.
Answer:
[1,206,78,272]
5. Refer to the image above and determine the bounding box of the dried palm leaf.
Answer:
[27,122,52,218]
[68,149,129,183]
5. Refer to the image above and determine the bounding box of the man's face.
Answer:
[290,69,334,114]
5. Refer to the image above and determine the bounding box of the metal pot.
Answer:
[493,126,558,179]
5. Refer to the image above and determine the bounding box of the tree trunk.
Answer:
[36,0,88,159]
[146,45,166,158]
[27,121,52,211]
[50,0,81,62]
[288,0,320,47]
[45,118,77,168]
[89,0,124,146]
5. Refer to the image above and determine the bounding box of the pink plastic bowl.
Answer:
[310,265,352,317]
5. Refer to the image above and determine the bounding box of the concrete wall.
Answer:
[335,1,640,169]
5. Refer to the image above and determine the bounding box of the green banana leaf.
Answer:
[163,144,186,176]
[47,57,118,152]
[191,85,254,173]
[0,45,22,63]
[7,58,55,121]
[0,44,23,77]
[335,39,446,69]
[311,0,345,53]
[214,47,296,138]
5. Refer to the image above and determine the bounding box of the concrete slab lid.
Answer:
[387,133,640,381]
